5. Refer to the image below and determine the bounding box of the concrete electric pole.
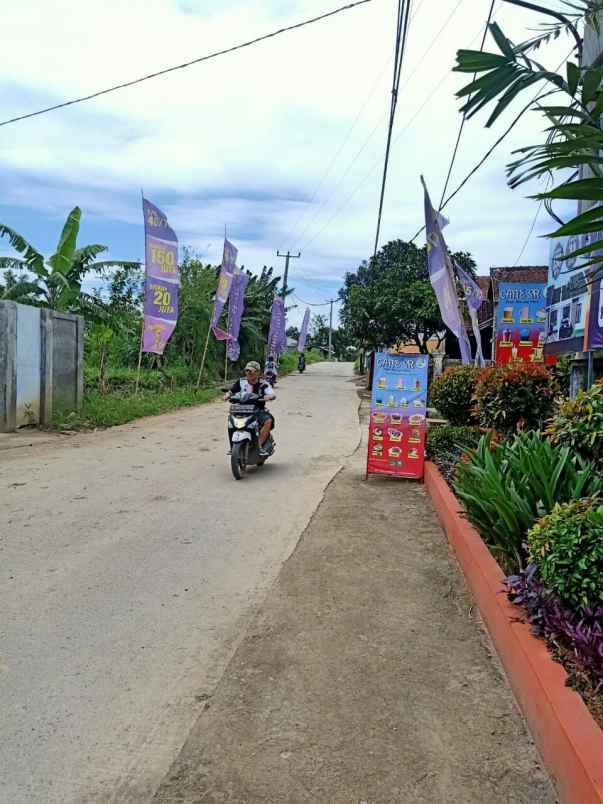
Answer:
[276,251,301,299]
[327,298,337,361]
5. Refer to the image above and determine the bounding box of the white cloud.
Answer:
[0,0,579,295]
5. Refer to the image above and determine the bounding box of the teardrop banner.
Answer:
[142,198,179,355]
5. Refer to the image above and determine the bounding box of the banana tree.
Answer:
[0,206,140,316]
[453,1,603,270]
[0,269,42,304]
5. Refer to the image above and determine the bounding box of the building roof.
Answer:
[490,265,548,289]
[477,276,491,295]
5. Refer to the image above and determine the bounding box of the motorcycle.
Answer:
[298,356,306,374]
[264,370,277,386]
[227,391,275,480]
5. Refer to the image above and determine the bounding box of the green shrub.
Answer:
[475,363,557,433]
[551,354,571,398]
[546,380,603,470]
[454,432,602,571]
[429,365,481,424]
[528,500,603,609]
[426,425,482,462]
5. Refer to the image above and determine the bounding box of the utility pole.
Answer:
[276,250,301,298]
[327,298,337,361]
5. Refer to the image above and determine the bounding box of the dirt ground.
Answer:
[154,395,555,804]
[1,364,360,803]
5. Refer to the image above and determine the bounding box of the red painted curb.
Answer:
[424,462,603,804]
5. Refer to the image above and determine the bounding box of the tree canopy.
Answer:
[338,239,476,353]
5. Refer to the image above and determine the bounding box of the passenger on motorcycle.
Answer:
[223,361,275,455]
[265,354,278,381]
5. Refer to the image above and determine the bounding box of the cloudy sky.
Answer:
[0,0,575,324]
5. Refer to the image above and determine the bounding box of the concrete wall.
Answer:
[16,304,42,426]
[0,302,84,432]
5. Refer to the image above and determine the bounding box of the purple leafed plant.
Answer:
[505,564,603,692]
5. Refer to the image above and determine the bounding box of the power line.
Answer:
[437,0,496,209]
[408,53,570,244]
[297,7,488,254]
[282,0,429,251]
[292,0,469,252]
[372,0,413,258]
[299,69,454,252]
[283,54,393,251]
[0,0,373,128]
[292,293,342,307]
[513,199,543,266]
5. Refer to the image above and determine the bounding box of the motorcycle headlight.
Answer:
[233,417,248,429]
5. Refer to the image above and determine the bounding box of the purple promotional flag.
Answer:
[211,238,238,339]
[422,177,472,364]
[455,262,485,367]
[226,271,250,361]
[298,307,311,353]
[142,198,179,355]
[268,297,287,355]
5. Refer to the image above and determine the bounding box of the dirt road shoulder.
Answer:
[154,398,554,804]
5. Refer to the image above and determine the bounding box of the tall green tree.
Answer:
[339,239,476,353]
[0,206,139,316]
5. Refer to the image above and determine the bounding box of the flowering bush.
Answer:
[546,380,603,470]
[426,424,482,462]
[475,363,557,433]
[506,564,603,693]
[429,365,481,425]
[426,424,482,487]
[528,499,603,610]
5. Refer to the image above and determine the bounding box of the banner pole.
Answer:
[196,321,212,389]
[224,304,230,383]
[136,190,146,396]
[135,322,144,395]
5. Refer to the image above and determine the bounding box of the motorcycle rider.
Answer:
[223,361,276,455]
[264,354,278,385]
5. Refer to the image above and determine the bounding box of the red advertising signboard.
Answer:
[366,352,429,480]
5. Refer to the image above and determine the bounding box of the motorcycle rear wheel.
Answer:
[231,442,248,480]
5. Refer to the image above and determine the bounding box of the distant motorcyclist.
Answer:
[264,354,278,386]
[224,361,275,455]
[298,352,306,373]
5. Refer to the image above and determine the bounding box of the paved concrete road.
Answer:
[0,363,359,803]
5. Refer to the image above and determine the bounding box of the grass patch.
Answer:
[56,350,325,431]
[52,386,220,430]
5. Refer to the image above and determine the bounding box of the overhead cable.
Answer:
[292,293,342,307]
[372,0,413,258]
[408,52,570,244]
[437,0,497,209]
[282,0,430,251]
[0,0,373,128]
[298,2,483,254]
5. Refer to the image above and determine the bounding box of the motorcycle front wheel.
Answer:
[231,442,248,480]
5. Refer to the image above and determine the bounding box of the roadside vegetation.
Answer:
[0,211,335,429]
[440,1,603,726]
[429,362,603,726]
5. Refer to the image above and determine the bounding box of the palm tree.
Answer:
[0,206,139,317]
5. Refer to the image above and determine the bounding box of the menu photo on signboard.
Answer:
[367,352,429,480]
[495,282,547,364]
